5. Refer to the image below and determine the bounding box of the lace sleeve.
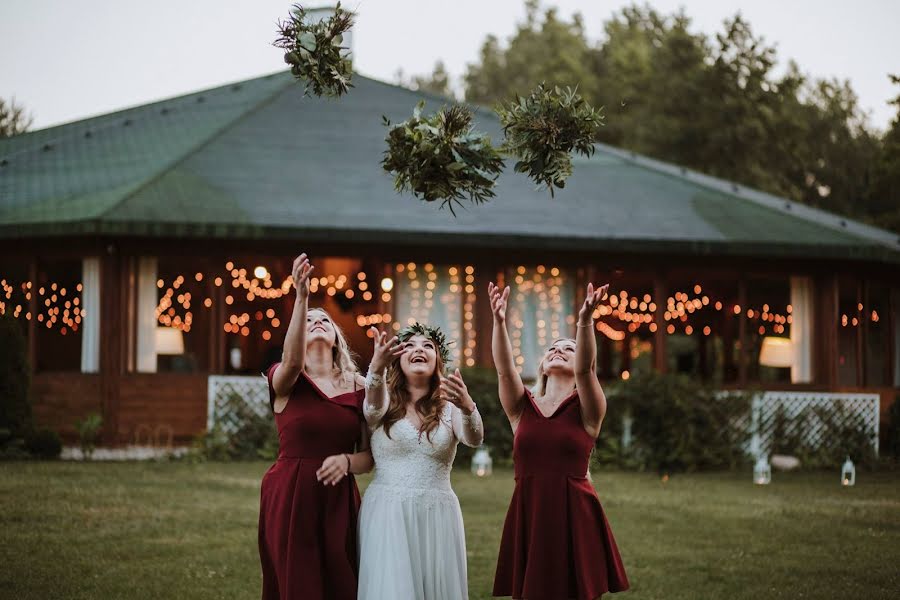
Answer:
[363,386,388,429]
[451,404,484,448]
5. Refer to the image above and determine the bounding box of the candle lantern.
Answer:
[471,447,492,477]
[841,456,856,486]
[753,454,771,485]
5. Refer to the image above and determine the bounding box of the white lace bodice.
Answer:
[367,404,458,493]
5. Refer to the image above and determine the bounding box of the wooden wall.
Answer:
[33,373,207,444]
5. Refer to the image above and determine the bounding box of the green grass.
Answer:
[1,462,898,599]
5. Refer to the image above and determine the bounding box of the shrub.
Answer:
[25,428,62,459]
[884,394,900,461]
[192,393,278,461]
[0,313,31,437]
[766,403,878,469]
[76,413,103,460]
[602,372,752,473]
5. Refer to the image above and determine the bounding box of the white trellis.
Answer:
[207,375,270,433]
[749,391,880,456]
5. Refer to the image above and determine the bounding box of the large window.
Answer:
[505,265,575,381]
[35,259,84,372]
[392,263,476,370]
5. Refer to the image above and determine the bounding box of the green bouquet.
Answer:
[275,3,354,97]
[496,83,604,196]
[382,101,504,215]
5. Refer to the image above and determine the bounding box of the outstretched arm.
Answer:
[441,369,484,448]
[489,282,526,426]
[362,328,402,428]
[575,282,609,438]
[272,254,314,398]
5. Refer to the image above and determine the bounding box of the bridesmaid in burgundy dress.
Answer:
[259,253,373,600]
[489,281,629,600]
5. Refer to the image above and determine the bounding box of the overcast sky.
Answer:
[2,0,898,131]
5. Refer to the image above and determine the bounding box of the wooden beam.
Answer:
[27,259,37,373]
[857,279,864,387]
[473,264,497,369]
[653,275,667,373]
[738,279,748,385]
[99,250,124,443]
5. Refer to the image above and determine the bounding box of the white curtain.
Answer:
[80,258,101,373]
[789,276,813,383]
[136,257,158,373]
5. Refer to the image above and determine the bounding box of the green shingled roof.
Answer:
[1,71,898,263]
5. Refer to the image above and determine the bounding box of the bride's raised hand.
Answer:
[440,368,476,415]
[369,328,400,373]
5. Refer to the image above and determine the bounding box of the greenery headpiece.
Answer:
[275,3,355,97]
[396,322,452,368]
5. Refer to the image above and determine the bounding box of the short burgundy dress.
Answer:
[493,389,629,600]
[258,364,365,600]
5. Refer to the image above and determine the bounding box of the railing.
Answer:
[207,375,270,434]
[748,391,880,456]
[207,377,882,456]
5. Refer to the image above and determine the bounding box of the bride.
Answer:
[358,323,484,600]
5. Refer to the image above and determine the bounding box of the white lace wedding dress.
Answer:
[358,401,483,600]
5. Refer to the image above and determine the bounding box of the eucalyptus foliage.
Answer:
[382,102,504,215]
[496,83,603,196]
[275,3,354,97]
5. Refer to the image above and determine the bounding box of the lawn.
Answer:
[1,462,898,599]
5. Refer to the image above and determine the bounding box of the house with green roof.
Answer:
[1,70,898,444]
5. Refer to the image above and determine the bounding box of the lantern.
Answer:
[841,456,856,486]
[753,454,771,485]
[471,447,492,477]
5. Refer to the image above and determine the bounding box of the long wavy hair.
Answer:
[306,307,360,386]
[381,344,446,442]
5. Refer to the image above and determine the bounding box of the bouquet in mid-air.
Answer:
[274,2,355,97]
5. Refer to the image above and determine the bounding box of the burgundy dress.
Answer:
[493,389,629,600]
[258,364,365,600]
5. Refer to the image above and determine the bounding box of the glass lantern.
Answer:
[841,456,856,486]
[471,447,492,477]
[753,454,771,485]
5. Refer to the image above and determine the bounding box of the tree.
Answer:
[464,0,598,106]
[0,97,32,138]
[412,60,452,98]
[459,2,894,231]
[867,75,900,232]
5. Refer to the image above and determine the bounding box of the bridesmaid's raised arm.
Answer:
[362,328,401,428]
[489,282,526,425]
[272,253,314,397]
[574,282,609,438]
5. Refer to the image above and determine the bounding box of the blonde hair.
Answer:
[381,342,446,442]
[533,337,576,397]
[307,307,359,386]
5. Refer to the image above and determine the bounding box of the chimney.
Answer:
[305,5,353,61]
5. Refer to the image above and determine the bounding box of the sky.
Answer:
[2,0,899,132]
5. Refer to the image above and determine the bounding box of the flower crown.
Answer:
[396,322,453,367]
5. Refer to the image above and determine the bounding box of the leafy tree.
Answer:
[867,75,900,232]
[0,97,32,138]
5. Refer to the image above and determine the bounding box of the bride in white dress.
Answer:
[358,323,484,600]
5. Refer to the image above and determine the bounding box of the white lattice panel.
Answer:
[207,375,270,433]
[751,391,880,456]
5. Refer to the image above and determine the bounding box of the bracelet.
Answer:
[364,369,384,389]
[576,321,592,328]
[343,453,351,475]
